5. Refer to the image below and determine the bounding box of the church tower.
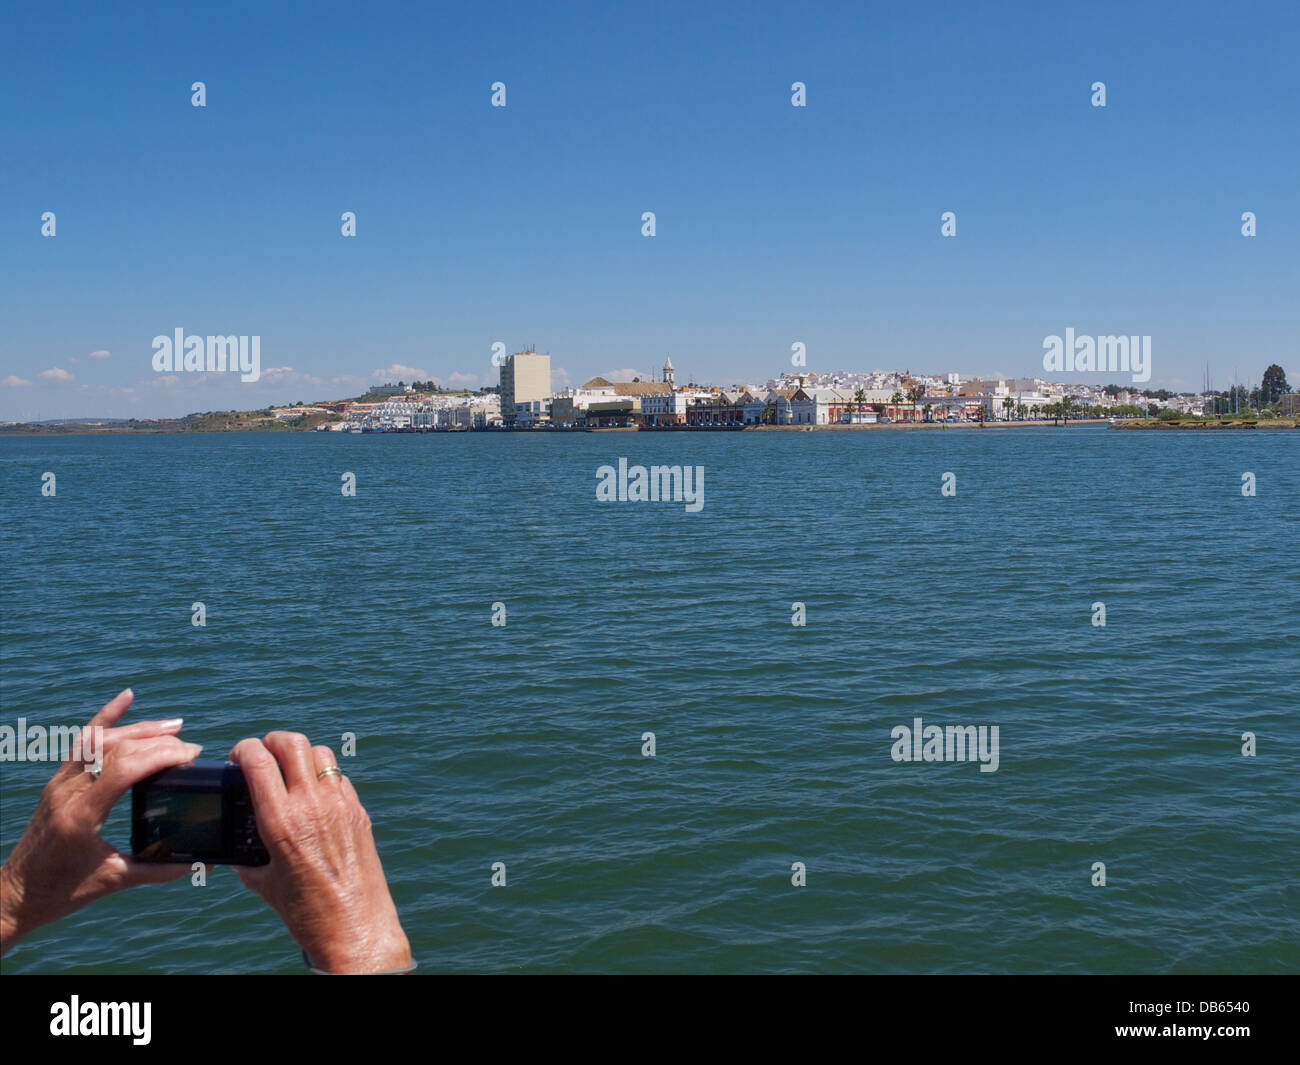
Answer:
[663,355,675,386]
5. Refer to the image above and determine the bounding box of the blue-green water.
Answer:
[1,428,1296,973]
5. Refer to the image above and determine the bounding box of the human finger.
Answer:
[262,731,317,793]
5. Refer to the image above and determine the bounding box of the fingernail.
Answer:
[189,744,204,755]
[122,687,133,698]
[160,718,184,730]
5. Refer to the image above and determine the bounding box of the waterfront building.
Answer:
[585,397,639,427]
[554,381,677,427]
[513,399,551,427]
[685,390,743,426]
[767,388,797,424]
[610,380,671,425]
[637,358,693,425]
[790,387,852,425]
[857,388,900,411]
[741,390,769,424]
[499,349,551,426]
[548,394,581,428]
[715,390,744,425]
[999,393,1052,418]
[641,389,691,425]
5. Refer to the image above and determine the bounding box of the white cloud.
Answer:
[259,366,323,385]
[602,367,656,382]
[40,367,74,383]
[89,349,111,359]
[2,375,32,388]
[372,364,430,382]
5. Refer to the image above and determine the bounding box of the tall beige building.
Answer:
[499,350,551,426]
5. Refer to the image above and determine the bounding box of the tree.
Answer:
[1002,396,1015,421]
[1261,364,1291,406]
[905,386,921,420]
[853,388,867,414]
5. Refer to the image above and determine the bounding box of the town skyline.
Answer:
[5,4,1296,421]
[5,347,1292,426]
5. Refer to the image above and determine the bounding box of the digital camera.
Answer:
[131,761,269,866]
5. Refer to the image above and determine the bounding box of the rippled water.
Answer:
[1,428,1296,973]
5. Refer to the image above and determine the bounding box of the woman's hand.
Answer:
[0,688,203,955]
[229,732,411,974]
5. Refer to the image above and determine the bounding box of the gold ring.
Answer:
[317,766,344,780]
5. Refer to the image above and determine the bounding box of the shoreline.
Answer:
[4,417,1296,437]
[0,417,1116,437]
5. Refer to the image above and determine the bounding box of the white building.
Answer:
[983,392,1054,419]
[791,387,851,425]
[641,389,712,425]
[513,399,551,427]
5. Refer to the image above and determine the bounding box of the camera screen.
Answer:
[138,790,223,857]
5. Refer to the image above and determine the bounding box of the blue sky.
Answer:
[2,0,1297,419]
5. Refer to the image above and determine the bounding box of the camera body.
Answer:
[131,761,269,866]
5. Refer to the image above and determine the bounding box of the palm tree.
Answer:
[853,388,867,416]
[1002,396,1015,422]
